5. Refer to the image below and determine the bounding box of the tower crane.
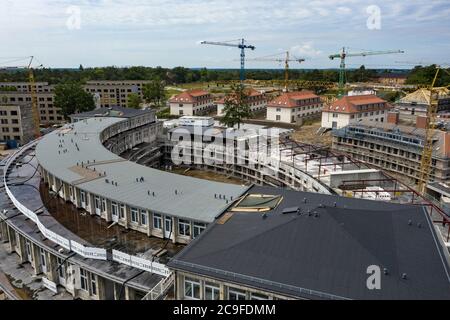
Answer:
[247,51,305,92]
[418,66,450,193]
[200,39,255,86]
[329,47,404,95]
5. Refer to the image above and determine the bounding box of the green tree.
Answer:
[127,93,142,109]
[220,84,251,129]
[54,83,96,119]
[143,79,167,107]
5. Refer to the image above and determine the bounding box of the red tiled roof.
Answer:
[323,95,391,114]
[267,91,320,108]
[169,89,210,103]
[215,88,266,104]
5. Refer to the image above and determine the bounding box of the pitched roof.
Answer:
[324,95,391,114]
[215,88,266,104]
[267,91,320,108]
[169,185,450,300]
[169,89,211,103]
[399,88,450,105]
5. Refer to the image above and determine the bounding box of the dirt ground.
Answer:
[171,168,244,185]
[291,120,333,147]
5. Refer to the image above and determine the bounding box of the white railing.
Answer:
[3,141,170,277]
[142,272,175,300]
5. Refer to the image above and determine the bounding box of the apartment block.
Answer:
[321,94,392,129]
[216,88,268,116]
[169,89,215,116]
[84,80,150,108]
[266,91,322,124]
[331,117,450,184]
[0,83,62,125]
[0,104,34,146]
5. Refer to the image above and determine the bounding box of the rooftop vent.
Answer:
[282,207,299,214]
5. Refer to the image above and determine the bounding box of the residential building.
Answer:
[169,90,214,116]
[84,80,150,109]
[331,116,450,184]
[0,82,62,125]
[0,104,34,146]
[216,88,268,116]
[266,91,322,124]
[321,94,392,129]
[396,87,450,122]
[168,186,450,300]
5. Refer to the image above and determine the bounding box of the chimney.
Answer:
[387,111,399,125]
[416,116,428,129]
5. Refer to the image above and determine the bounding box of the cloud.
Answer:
[290,43,323,58]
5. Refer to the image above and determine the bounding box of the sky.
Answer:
[0,0,449,69]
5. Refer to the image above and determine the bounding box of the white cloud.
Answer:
[290,42,323,58]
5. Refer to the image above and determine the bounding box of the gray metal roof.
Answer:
[70,106,152,119]
[36,117,247,223]
[169,185,450,300]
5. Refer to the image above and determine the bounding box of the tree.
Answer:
[143,79,166,107]
[127,93,142,109]
[220,84,251,129]
[54,83,96,119]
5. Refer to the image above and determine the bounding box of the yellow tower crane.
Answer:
[27,56,41,138]
[418,66,450,193]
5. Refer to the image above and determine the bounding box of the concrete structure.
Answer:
[168,185,450,300]
[84,80,150,109]
[0,104,34,146]
[331,120,450,184]
[266,91,322,124]
[321,95,392,129]
[169,90,215,116]
[69,105,153,123]
[216,88,268,116]
[0,83,62,125]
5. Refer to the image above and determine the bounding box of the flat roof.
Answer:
[169,185,450,300]
[36,117,247,223]
[70,106,152,119]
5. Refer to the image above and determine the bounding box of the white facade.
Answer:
[321,109,387,129]
[267,104,322,124]
[170,99,213,116]
[217,99,267,116]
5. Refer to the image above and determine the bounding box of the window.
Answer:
[80,190,86,204]
[251,293,269,300]
[205,283,220,300]
[40,248,47,271]
[276,115,281,121]
[131,208,138,223]
[10,110,17,116]
[178,219,191,237]
[111,202,118,216]
[119,204,125,219]
[153,213,162,229]
[228,288,246,300]
[80,269,88,291]
[193,222,206,238]
[56,257,65,279]
[91,274,97,296]
[140,210,148,225]
[94,196,101,209]
[332,113,338,118]
[184,277,200,300]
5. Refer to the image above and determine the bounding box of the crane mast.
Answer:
[329,47,404,96]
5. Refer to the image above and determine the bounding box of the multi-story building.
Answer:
[0,82,62,125]
[169,90,215,116]
[0,104,34,146]
[321,94,392,129]
[331,115,450,184]
[266,91,322,124]
[396,87,450,122]
[216,88,268,116]
[83,80,150,109]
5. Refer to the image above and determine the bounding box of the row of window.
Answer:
[184,277,269,300]
[0,110,18,116]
